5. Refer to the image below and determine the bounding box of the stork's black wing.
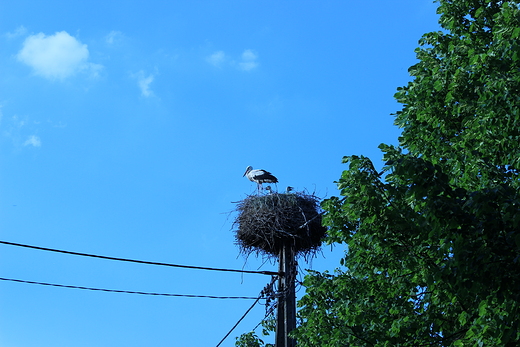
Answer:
[254,170,278,184]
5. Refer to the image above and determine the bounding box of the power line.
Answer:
[215,278,277,347]
[0,240,278,276]
[0,277,258,300]
[215,295,262,346]
[252,303,276,332]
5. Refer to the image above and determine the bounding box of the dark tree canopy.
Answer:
[294,1,520,346]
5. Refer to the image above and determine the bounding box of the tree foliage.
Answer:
[235,331,273,347]
[294,0,520,346]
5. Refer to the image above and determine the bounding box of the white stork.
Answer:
[243,166,278,191]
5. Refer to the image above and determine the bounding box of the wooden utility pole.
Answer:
[275,242,296,347]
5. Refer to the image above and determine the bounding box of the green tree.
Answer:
[235,331,274,347]
[294,0,520,346]
[235,332,265,347]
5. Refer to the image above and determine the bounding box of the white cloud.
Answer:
[105,30,123,45]
[1,113,62,149]
[24,135,41,147]
[242,49,257,61]
[206,51,226,67]
[134,71,155,97]
[5,25,27,39]
[206,49,259,71]
[17,31,102,80]
[238,49,259,71]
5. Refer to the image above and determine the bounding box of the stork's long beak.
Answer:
[242,170,247,177]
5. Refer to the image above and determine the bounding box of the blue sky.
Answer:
[1,1,441,346]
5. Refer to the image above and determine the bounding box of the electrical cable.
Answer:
[0,240,278,276]
[215,277,277,347]
[0,277,258,300]
[215,295,262,347]
[252,304,276,332]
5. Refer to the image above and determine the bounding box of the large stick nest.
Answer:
[233,191,327,257]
